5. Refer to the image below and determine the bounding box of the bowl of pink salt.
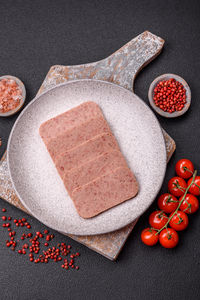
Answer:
[0,75,26,117]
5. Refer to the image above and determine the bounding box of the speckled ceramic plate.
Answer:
[7,80,166,235]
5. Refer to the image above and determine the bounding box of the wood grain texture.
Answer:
[39,31,164,94]
[0,31,176,260]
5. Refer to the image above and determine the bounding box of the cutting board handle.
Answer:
[40,31,164,94]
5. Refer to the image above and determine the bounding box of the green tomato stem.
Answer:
[183,166,194,174]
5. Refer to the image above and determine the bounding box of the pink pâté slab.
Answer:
[63,150,127,194]
[45,116,111,160]
[39,102,138,219]
[39,101,103,142]
[54,132,120,178]
[72,167,138,218]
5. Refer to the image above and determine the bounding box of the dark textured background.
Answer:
[0,1,200,299]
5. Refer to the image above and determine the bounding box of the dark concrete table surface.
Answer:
[0,1,200,299]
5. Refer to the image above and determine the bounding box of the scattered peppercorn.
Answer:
[1,210,81,271]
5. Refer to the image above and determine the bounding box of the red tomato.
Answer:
[159,228,179,248]
[175,159,194,179]
[157,193,179,213]
[141,228,159,246]
[168,177,187,197]
[169,211,189,231]
[188,176,200,196]
[180,194,199,214]
[149,211,168,230]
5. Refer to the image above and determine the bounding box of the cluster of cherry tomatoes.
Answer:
[141,159,199,248]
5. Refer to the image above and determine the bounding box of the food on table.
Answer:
[141,228,159,246]
[45,116,111,159]
[72,167,138,219]
[1,208,81,270]
[40,101,138,218]
[0,78,23,113]
[169,211,189,231]
[149,211,168,230]
[55,133,120,177]
[175,158,194,179]
[39,101,102,142]
[63,150,127,195]
[141,158,199,249]
[153,78,186,113]
[168,176,187,197]
[187,176,200,196]
[157,193,179,213]
[159,228,179,249]
[180,194,199,214]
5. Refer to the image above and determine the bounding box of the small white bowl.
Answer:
[148,74,191,118]
[0,75,26,117]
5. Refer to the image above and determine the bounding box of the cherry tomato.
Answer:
[180,194,199,214]
[149,211,168,230]
[141,228,159,246]
[188,176,200,196]
[157,193,179,213]
[169,211,189,231]
[175,159,194,179]
[168,177,187,197]
[159,228,179,248]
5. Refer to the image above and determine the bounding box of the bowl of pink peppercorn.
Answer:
[148,74,191,118]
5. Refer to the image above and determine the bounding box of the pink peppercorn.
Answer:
[153,78,186,113]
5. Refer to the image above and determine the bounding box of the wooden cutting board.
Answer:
[0,31,176,260]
